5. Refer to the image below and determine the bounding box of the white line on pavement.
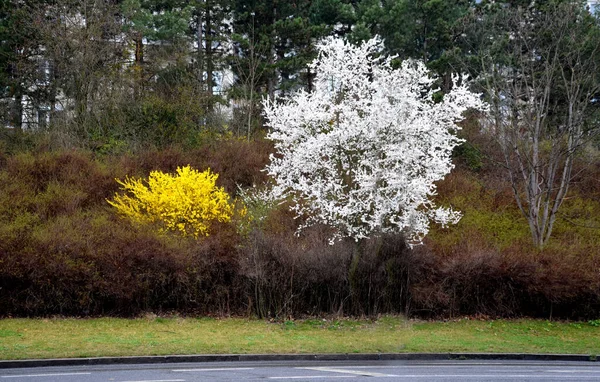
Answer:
[346,375,600,379]
[119,380,186,382]
[339,365,600,369]
[546,370,600,373]
[269,376,357,380]
[173,367,255,372]
[300,367,398,377]
[1,373,92,378]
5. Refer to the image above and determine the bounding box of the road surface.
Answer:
[2,360,600,381]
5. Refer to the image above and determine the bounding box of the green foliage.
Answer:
[130,92,205,148]
[547,193,600,251]
[428,164,600,260]
[454,142,483,171]
[235,185,277,235]
[231,0,347,100]
[428,170,529,251]
[76,77,210,151]
[351,0,472,88]
[121,0,192,42]
[0,0,44,129]
[427,166,600,253]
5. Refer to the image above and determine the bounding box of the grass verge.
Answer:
[1,317,599,360]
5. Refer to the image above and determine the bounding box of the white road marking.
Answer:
[269,376,356,380]
[299,367,398,377]
[119,380,185,382]
[339,364,600,369]
[353,375,600,379]
[173,367,255,372]
[546,370,600,373]
[1,373,92,378]
[350,366,600,374]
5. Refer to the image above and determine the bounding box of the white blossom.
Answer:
[263,36,485,244]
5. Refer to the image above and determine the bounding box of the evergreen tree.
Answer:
[231,0,356,97]
[229,0,356,136]
[190,0,233,114]
[0,0,47,131]
[121,0,192,97]
[352,0,473,90]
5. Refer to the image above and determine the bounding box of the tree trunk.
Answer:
[204,0,214,114]
[267,1,277,101]
[348,239,366,315]
[11,91,23,133]
[307,66,314,93]
[196,5,204,84]
[134,32,144,98]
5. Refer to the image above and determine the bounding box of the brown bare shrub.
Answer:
[239,216,415,318]
[1,144,599,319]
[0,210,244,316]
[408,244,600,319]
[116,139,272,194]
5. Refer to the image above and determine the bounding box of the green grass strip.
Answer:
[0,317,599,360]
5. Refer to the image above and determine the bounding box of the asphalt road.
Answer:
[1,360,600,381]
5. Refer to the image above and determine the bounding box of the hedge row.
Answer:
[0,144,599,318]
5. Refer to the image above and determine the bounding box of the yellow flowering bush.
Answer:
[108,166,234,238]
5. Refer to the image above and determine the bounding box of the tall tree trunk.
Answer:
[134,32,144,98]
[11,90,23,133]
[196,5,204,83]
[9,53,23,132]
[307,66,314,93]
[204,0,214,114]
[348,239,366,316]
[267,1,277,101]
[49,64,57,125]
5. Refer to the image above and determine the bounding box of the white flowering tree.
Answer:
[263,37,484,244]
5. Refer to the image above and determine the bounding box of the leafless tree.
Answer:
[230,14,267,141]
[28,0,128,137]
[479,1,600,247]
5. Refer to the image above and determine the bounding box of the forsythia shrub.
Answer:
[108,166,234,237]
